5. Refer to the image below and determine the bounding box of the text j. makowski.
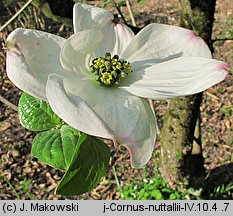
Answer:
[19,203,79,212]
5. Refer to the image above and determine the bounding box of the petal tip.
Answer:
[123,144,149,169]
[188,30,201,41]
[5,41,15,50]
[216,62,230,77]
[6,28,22,50]
[114,22,126,31]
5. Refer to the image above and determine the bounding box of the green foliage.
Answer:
[102,0,145,10]
[121,176,200,200]
[19,179,34,200]
[217,88,225,94]
[175,151,182,160]
[120,158,201,200]
[102,0,112,8]
[137,0,146,4]
[19,92,111,196]
[225,15,233,38]
[56,134,110,196]
[216,14,233,39]
[228,138,233,145]
[120,163,233,200]
[219,105,233,118]
[32,125,80,170]
[206,127,214,133]
[18,93,62,131]
[224,106,232,117]
[207,183,233,200]
[118,1,127,7]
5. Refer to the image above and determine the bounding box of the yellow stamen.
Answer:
[100,72,113,85]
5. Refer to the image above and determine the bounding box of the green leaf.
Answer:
[151,189,163,200]
[56,135,111,196]
[31,125,80,170]
[18,92,62,131]
[138,0,145,4]
[169,193,178,200]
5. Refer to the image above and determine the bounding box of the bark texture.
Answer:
[159,0,216,185]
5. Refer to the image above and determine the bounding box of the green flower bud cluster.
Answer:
[90,52,133,86]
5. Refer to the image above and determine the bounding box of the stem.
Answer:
[213,38,233,40]
[0,171,20,200]
[0,95,18,111]
[0,0,33,32]
[112,166,121,191]
[112,0,127,24]
[126,0,136,26]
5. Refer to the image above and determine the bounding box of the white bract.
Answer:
[6,3,229,168]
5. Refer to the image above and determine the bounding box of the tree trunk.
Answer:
[159,0,216,185]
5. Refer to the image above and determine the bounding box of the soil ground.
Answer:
[0,0,232,200]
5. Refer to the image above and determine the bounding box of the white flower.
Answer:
[149,180,154,184]
[6,3,229,168]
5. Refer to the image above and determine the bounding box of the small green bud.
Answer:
[105,52,111,60]
[113,54,119,60]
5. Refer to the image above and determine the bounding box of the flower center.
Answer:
[90,52,133,86]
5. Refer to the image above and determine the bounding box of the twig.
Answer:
[112,0,127,24]
[0,94,18,111]
[126,0,136,27]
[184,14,198,34]
[206,91,219,101]
[211,38,233,42]
[0,0,33,32]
